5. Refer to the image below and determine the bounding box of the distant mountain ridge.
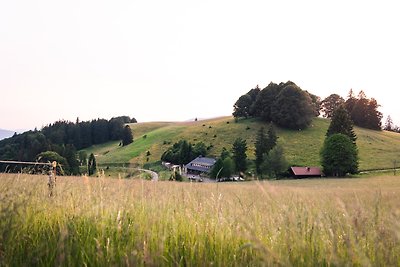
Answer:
[0,129,15,140]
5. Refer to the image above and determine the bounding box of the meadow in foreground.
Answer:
[1,174,400,266]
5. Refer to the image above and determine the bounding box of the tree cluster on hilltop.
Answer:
[235,82,385,131]
[322,90,383,130]
[0,116,136,175]
[233,81,320,129]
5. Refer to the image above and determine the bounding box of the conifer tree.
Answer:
[255,127,268,173]
[321,134,358,177]
[326,105,357,144]
[384,115,394,131]
[255,125,278,174]
[232,138,247,173]
[266,124,278,152]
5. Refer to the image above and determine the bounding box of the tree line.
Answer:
[0,116,136,175]
[234,82,386,131]
[321,90,382,130]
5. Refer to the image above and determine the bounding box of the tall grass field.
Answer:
[1,173,400,266]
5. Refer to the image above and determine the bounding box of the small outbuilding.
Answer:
[290,166,322,178]
[185,156,216,175]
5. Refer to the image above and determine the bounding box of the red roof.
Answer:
[291,167,322,176]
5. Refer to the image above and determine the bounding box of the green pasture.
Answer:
[84,117,400,171]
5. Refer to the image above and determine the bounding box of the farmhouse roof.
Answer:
[291,167,322,176]
[185,156,216,173]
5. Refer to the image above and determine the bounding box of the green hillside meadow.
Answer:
[84,117,400,172]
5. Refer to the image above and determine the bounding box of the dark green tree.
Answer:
[345,89,357,115]
[178,140,192,165]
[221,157,235,178]
[255,124,278,175]
[271,83,316,129]
[108,117,125,140]
[88,153,97,176]
[91,119,110,144]
[306,91,321,117]
[321,134,358,177]
[210,152,235,179]
[321,94,345,118]
[193,142,207,157]
[365,98,382,130]
[161,140,206,165]
[233,94,253,118]
[347,91,382,130]
[232,138,247,173]
[247,86,261,102]
[251,82,281,121]
[220,147,231,160]
[326,105,357,144]
[233,86,260,119]
[255,127,268,173]
[260,145,288,179]
[266,124,278,152]
[122,125,133,146]
[63,144,80,175]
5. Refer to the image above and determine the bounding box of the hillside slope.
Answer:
[83,117,400,171]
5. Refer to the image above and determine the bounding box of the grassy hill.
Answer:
[83,116,400,171]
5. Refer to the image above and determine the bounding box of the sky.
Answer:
[1,0,400,131]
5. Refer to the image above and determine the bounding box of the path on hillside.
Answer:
[138,168,159,181]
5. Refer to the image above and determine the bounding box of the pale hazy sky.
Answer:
[1,0,399,130]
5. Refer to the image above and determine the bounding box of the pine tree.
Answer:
[232,138,247,173]
[345,89,357,115]
[321,134,358,177]
[255,125,278,174]
[266,124,278,152]
[326,105,357,144]
[384,115,394,131]
[255,127,268,174]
